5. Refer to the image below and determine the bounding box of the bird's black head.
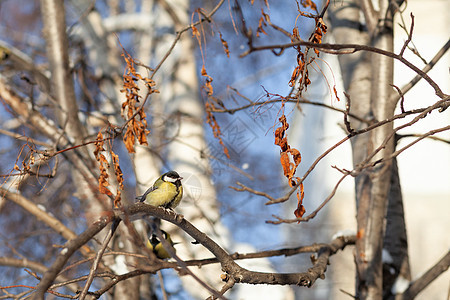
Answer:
[162,171,182,183]
[149,235,160,247]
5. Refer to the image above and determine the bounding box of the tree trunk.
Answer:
[328,1,410,298]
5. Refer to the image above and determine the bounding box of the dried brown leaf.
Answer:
[219,32,230,58]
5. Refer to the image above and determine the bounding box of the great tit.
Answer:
[136,171,183,209]
[146,230,176,259]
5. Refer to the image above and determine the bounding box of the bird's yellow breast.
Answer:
[145,181,182,208]
[146,238,171,259]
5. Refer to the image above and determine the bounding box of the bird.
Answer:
[146,230,176,259]
[136,171,183,209]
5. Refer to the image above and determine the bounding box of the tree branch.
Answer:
[32,214,114,299]
[240,41,446,99]
[395,250,450,300]
[0,187,91,253]
[390,38,450,104]
[41,0,86,142]
[126,203,355,287]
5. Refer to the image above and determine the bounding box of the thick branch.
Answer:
[28,203,356,298]
[127,203,354,286]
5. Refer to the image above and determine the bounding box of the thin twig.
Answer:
[391,38,450,103]
[229,95,448,210]
[209,97,369,124]
[399,250,450,299]
[379,125,450,164]
[399,13,415,56]
[391,84,405,113]
[32,215,113,299]
[395,8,427,64]
[240,40,446,99]
[356,98,450,172]
[230,182,277,202]
[397,133,450,144]
[154,226,228,300]
[267,174,348,224]
[210,278,235,300]
[339,288,357,299]
[157,271,169,300]
[79,221,118,300]
[343,92,355,135]
[150,0,226,80]
[319,0,331,18]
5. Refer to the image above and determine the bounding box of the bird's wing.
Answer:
[136,185,157,202]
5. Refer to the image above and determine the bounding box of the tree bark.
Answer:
[40,0,85,142]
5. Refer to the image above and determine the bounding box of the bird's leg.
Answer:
[164,208,184,221]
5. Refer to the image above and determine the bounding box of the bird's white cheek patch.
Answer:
[164,176,178,183]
